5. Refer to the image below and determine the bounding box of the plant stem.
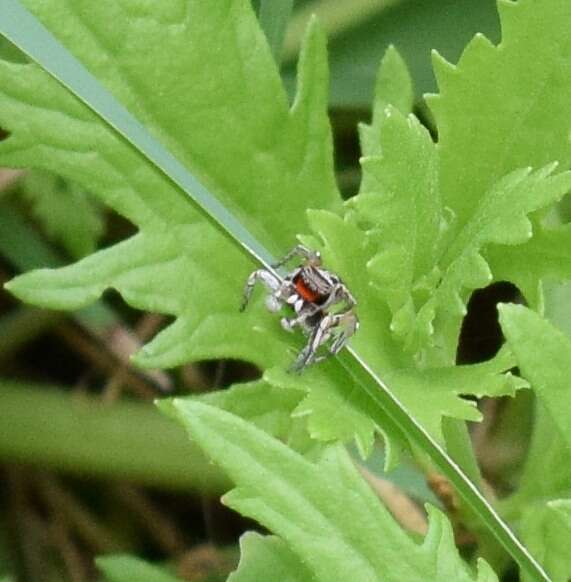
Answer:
[0,381,228,493]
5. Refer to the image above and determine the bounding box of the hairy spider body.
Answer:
[240,245,358,372]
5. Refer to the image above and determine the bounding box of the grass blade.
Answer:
[0,2,549,579]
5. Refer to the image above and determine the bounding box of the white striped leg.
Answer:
[240,269,281,312]
[289,312,358,371]
[289,313,334,372]
[272,244,320,268]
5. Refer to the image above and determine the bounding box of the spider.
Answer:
[240,244,359,372]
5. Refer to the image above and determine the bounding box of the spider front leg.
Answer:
[312,312,359,364]
[272,244,321,268]
[318,282,357,313]
[240,269,282,312]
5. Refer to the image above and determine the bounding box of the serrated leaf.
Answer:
[384,347,528,441]
[0,4,558,574]
[351,24,571,369]
[292,202,532,452]
[97,555,182,582]
[411,164,571,363]
[428,0,571,228]
[354,106,442,315]
[358,45,414,160]
[195,379,317,454]
[164,399,497,582]
[2,1,338,369]
[229,532,312,582]
[487,223,571,309]
[0,0,551,466]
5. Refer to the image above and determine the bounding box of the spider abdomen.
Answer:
[293,273,328,305]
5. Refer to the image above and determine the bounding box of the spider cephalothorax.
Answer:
[240,245,359,372]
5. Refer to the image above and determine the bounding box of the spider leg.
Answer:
[280,302,321,332]
[318,282,357,312]
[328,312,359,354]
[289,311,358,372]
[289,313,334,372]
[272,244,321,268]
[240,269,281,312]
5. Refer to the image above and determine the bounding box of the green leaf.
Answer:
[519,501,571,582]
[353,105,442,339]
[0,4,560,576]
[19,169,104,258]
[229,532,312,582]
[544,278,571,338]
[384,347,527,441]
[353,30,571,366]
[358,45,414,159]
[2,0,563,461]
[414,164,571,363]
[2,2,337,368]
[428,0,571,228]
[499,304,571,450]
[296,209,520,452]
[497,305,571,581]
[164,398,498,582]
[97,555,182,582]
[196,379,314,453]
[487,223,571,309]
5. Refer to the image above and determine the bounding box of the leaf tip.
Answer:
[497,302,527,330]
[154,397,178,419]
[431,49,457,85]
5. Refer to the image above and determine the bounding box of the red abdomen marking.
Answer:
[294,277,321,303]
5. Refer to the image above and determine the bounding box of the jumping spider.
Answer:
[240,245,359,372]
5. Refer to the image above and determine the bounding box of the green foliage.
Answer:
[519,501,571,582]
[229,533,312,582]
[428,0,571,227]
[2,0,530,461]
[499,305,571,581]
[428,0,571,311]
[163,399,497,582]
[500,305,571,449]
[2,0,571,579]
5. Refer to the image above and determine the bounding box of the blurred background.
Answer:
[0,1,538,581]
